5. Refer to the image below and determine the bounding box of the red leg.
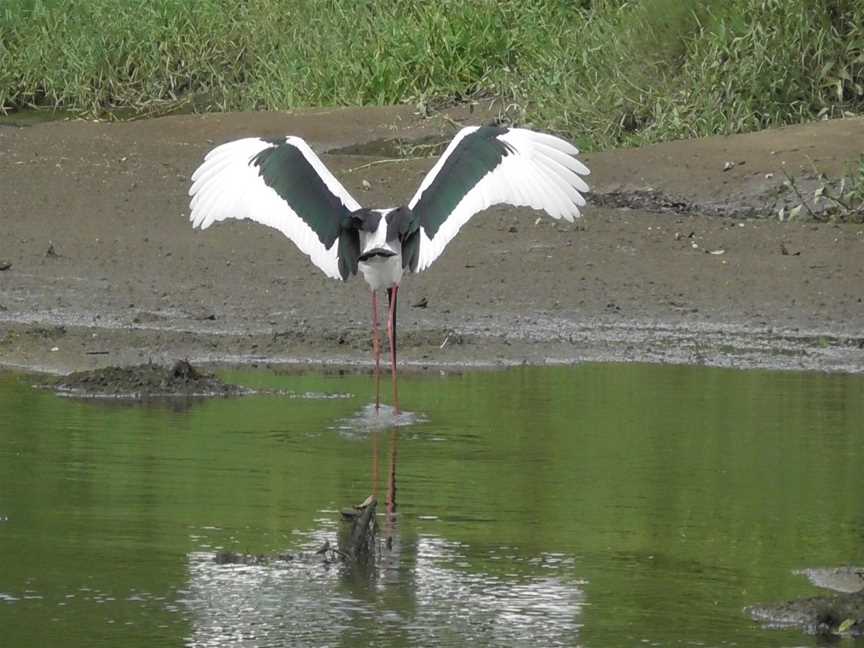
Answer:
[372,290,381,412]
[387,285,400,414]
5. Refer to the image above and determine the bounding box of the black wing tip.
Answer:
[337,230,360,280]
[402,229,420,272]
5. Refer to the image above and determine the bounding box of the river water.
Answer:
[2,364,862,647]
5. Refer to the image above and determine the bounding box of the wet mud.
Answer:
[1,105,863,375]
[749,591,864,638]
[748,566,864,638]
[45,359,250,398]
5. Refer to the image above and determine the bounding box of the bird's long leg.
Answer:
[386,285,400,414]
[372,290,381,412]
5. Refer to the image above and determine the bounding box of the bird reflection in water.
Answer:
[185,418,584,646]
[380,428,399,549]
[341,427,399,561]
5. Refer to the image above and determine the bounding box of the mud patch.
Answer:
[46,359,251,399]
[748,590,864,638]
[590,189,694,215]
[590,174,861,221]
[797,566,864,594]
[748,566,864,638]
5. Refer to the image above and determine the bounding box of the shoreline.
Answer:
[1,108,862,376]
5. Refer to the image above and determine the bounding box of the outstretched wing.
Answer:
[408,126,590,271]
[189,136,362,279]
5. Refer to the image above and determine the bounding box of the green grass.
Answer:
[2,0,863,150]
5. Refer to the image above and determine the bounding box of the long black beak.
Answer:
[359,247,397,262]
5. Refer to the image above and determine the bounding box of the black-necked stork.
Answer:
[188,126,590,413]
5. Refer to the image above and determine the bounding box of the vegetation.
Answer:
[1,0,863,150]
[777,154,864,224]
[812,155,864,223]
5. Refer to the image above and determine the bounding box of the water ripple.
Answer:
[332,403,429,437]
[181,534,583,648]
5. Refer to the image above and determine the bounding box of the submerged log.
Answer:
[209,495,382,569]
[340,496,378,563]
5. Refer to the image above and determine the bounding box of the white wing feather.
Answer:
[409,128,590,271]
[188,137,361,280]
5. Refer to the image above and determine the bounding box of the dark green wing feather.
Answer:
[406,126,589,271]
[409,127,514,239]
[189,136,362,279]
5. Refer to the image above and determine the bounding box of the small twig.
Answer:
[399,141,445,156]
[125,95,194,122]
[822,187,854,212]
[437,113,465,130]
[344,157,424,174]
[781,170,817,220]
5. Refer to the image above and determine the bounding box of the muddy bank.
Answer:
[1,106,863,375]
[748,567,864,638]
[44,359,251,398]
[749,591,864,638]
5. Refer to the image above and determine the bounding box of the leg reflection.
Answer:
[371,430,380,499]
[386,429,399,546]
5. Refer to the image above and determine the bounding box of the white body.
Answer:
[359,253,403,291]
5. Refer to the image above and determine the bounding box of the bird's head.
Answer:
[355,208,401,261]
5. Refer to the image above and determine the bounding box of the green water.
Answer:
[1,364,862,647]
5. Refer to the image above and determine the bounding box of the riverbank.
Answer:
[1,106,863,375]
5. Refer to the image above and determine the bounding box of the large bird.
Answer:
[188,126,590,413]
